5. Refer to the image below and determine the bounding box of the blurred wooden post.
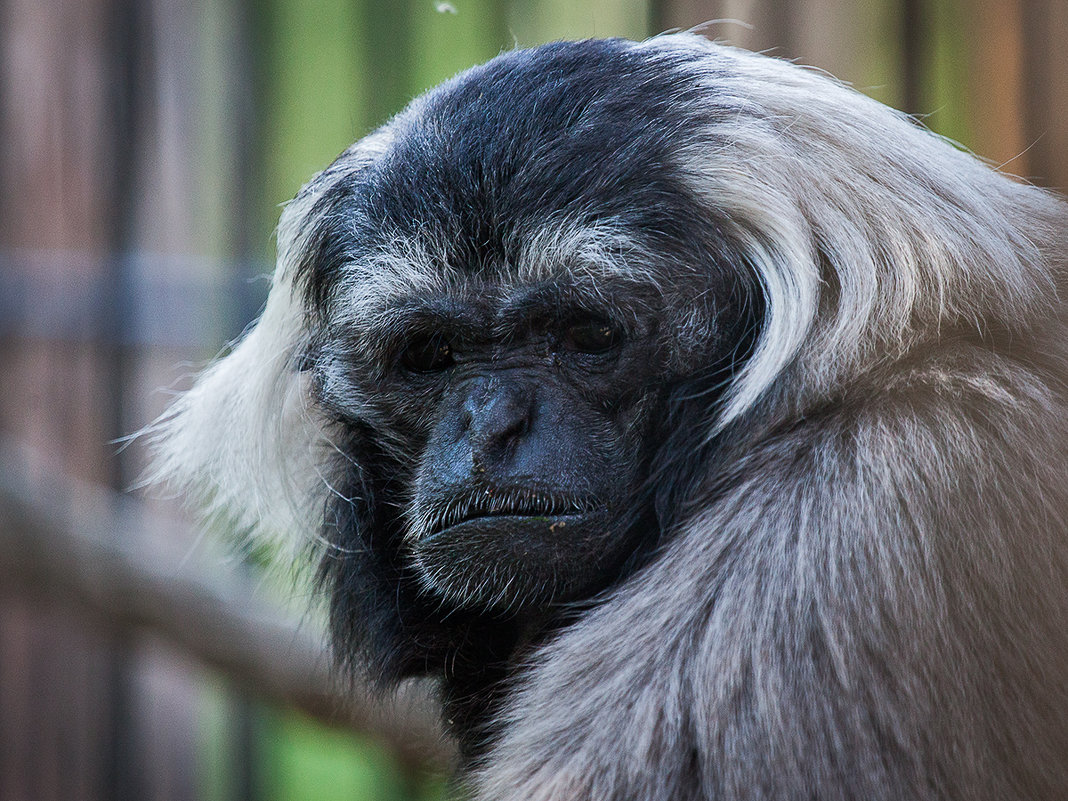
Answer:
[0,0,262,797]
[1020,0,1068,190]
[0,0,128,797]
[650,0,907,109]
[960,1,1028,173]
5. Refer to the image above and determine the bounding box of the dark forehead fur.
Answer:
[301,38,728,312]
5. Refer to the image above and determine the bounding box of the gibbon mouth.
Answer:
[419,490,604,541]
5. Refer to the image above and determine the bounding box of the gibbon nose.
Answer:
[465,381,534,461]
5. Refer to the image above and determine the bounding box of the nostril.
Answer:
[469,384,533,455]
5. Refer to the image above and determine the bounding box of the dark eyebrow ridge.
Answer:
[497,278,654,332]
[358,276,654,350]
[356,295,484,351]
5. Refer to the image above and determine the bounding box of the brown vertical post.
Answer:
[964,0,1029,176]
[1020,0,1068,189]
[0,0,121,797]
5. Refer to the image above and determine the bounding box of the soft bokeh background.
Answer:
[2,1,1067,800]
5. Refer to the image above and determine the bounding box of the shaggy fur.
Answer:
[149,34,1068,800]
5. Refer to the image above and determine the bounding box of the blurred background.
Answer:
[1,1,1066,799]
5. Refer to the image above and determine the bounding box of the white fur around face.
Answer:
[143,133,394,553]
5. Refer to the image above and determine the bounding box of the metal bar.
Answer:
[0,250,270,350]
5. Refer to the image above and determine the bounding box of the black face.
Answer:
[391,286,663,612]
[311,267,688,611]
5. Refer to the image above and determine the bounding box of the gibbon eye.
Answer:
[401,332,454,372]
[563,319,622,354]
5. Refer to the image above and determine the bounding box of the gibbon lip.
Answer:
[430,511,589,542]
[422,490,603,540]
